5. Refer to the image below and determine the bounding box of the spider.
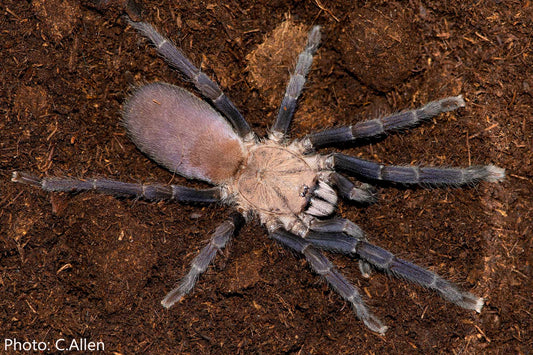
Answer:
[12,19,505,334]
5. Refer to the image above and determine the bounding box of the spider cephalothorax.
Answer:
[231,138,341,234]
[13,18,505,334]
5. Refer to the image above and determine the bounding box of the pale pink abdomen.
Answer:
[123,82,245,184]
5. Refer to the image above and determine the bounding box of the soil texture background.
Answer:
[1,0,531,354]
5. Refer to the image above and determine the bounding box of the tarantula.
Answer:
[13,19,505,334]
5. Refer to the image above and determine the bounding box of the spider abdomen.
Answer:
[123,82,245,184]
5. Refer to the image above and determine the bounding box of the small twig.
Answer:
[313,0,340,22]
[468,123,499,139]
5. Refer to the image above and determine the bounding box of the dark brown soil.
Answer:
[1,0,531,354]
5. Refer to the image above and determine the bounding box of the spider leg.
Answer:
[11,171,220,203]
[304,229,484,312]
[302,96,465,151]
[327,153,505,186]
[162,212,245,308]
[128,20,253,140]
[306,217,373,277]
[321,172,377,204]
[307,217,364,238]
[270,228,388,334]
[270,26,321,139]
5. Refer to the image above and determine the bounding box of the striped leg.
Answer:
[128,20,253,139]
[162,213,245,308]
[303,96,466,150]
[306,217,373,277]
[321,172,377,204]
[270,229,388,334]
[327,154,505,186]
[270,26,321,139]
[304,228,484,312]
[11,171,220,203]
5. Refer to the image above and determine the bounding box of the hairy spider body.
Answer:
[124,81,335,234]
[13,18,505,334]
[234,142,319,213]
[124,82,245,184]
[231,140,332,233]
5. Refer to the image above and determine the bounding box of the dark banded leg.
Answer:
[11,171,220,203]
[162,213,245,308]
[270,26,321,139]
[323,172,377,204]
[307,217,364,240]
[303,96,466,150]
[270,229,387,334]
[328,154,505,186]
[305,230,484,312]
[128,20,253,139]
[306,217,372,277]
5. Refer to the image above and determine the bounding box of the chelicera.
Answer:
[13,18,505,334]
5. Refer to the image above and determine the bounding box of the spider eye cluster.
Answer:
[299,184,310,197]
